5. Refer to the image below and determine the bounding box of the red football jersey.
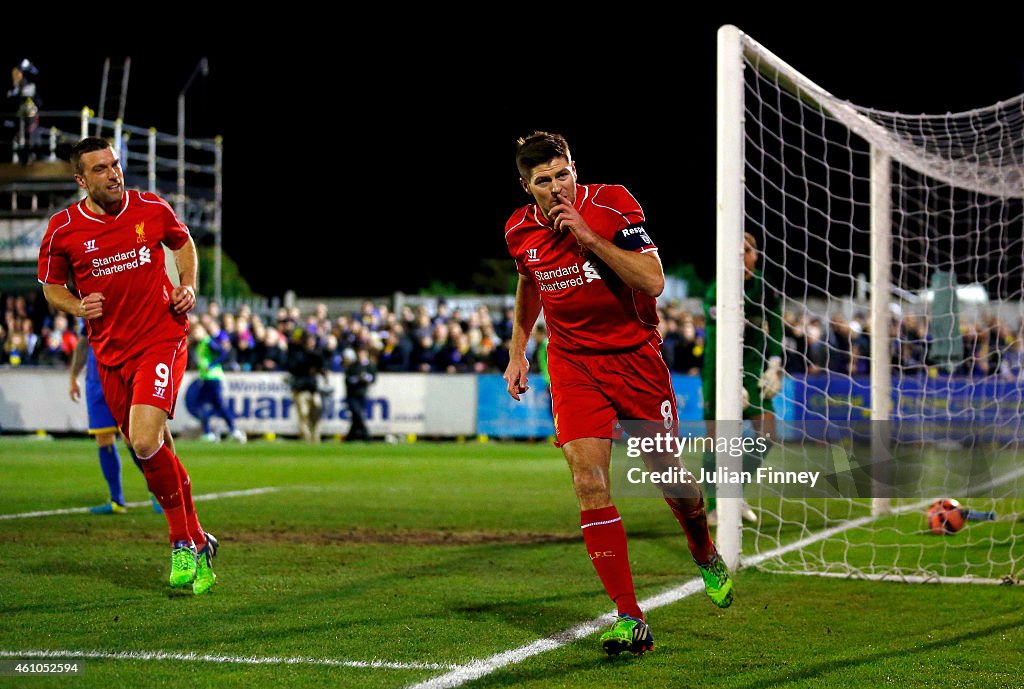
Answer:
[505,183,660,352]
[38,191,191,366]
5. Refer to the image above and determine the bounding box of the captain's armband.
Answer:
[613,223,656,252]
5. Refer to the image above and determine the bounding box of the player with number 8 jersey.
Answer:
[503,132,731,657]
[38,137,218,595]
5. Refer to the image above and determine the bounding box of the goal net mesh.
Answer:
[737,35,1024,583]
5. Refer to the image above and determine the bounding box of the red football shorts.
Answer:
[96,337,188,437]
[547,338,679,446]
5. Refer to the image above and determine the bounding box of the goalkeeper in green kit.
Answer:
[702,232,784,524]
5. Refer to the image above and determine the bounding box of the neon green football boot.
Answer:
[169,541,198,588]
[192,532,219,595]
[599,614,654,656]
[697,552,734,608]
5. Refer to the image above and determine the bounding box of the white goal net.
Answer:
[715,25,1024,584]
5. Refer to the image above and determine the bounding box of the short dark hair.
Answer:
[515,131,571,180]
[71,137,114,175]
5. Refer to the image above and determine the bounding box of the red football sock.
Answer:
[665,495,715,564]
[581,506,643,619]
[138,443,191,545]
[171,453,206,552]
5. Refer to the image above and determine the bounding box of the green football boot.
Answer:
[169,540,198,588]
[697,552,734,608]
[599,614,654,656]
[193,532,219,595]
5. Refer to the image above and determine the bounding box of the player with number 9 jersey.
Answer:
[39,188,190,420]
[38,137,217,595]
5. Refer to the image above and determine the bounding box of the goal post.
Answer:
[714,24,1024,583]
[714,24,746,569]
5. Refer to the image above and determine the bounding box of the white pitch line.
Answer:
[406,578,708,689]
[408,466,1024,687]
[0,649,455,671]
[0,487,282,521]
[406,504,913,689]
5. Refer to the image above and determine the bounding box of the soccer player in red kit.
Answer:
[503,131,732,656]
[38,137,218,595]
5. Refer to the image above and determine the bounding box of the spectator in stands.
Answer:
[963,323,989,377]
[849,318,870,376]
[4,59,41,163]
[411,332,435,372]
[672,317,704,376]
[208,319,237,372]
[473,327,498,374]
[358,301,381,330]
[234,325,258,371]
[39,313,77,366]
[999,335,1023,381]
[497,306,515,342]
[826,316,853,375]
[988,317,1013,376]
[900,340,927,376]
[19,318,39,364]
[900,314,928,371]
[444,332,477,373]
[428,323,451,371]
[411,308,432,342]
[258,328,289,371]
[377,324,412,372]
[323,333,344,372]
[659,317,680,370]
[4,329,29,365]
[783,312,808,375]
[805,317,828,372]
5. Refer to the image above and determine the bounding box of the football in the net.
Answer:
[927,498,966,535]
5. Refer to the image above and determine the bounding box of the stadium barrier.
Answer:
[0,371,475,437]
[5,371,1014,440]
[0,372,705,438]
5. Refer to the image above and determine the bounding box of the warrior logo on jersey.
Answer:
[135,222,147,244]
[526,248,539,262]
[83,239,98,253]
[153,362,169,399]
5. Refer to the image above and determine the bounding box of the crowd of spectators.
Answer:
[185,300,516,375]
[1,291,78,367]
[5,288,1024,381]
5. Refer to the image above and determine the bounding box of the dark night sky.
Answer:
[7,18,1024,298]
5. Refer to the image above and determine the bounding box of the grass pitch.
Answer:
[1,438,1022,689]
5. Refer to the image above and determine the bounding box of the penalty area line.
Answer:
[0,487,282,521]
[0,649,455,671]
[405,578,708,689]
[407,503,900,689]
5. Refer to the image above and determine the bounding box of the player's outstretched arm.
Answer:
[548,191,664,297]
[504,275,542,401]
[171,237,198,314]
